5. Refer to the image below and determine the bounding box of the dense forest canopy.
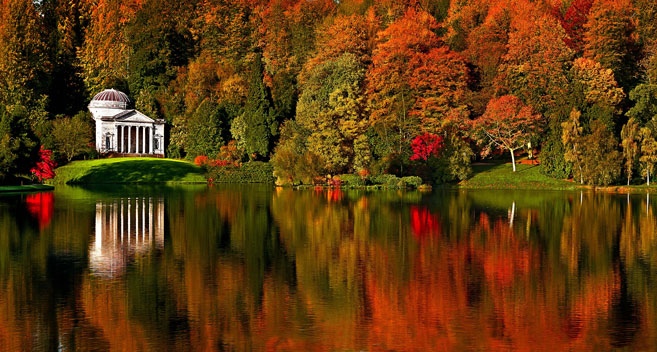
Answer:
[1,0,656,186]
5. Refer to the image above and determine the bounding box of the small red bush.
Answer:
[194,155,209,167]
[31,146,57,182]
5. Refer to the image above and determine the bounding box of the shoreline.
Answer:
[0,184,54,193]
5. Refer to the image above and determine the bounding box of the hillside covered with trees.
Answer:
[1,0,656,186]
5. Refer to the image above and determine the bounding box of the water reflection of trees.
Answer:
[5,189,657,349]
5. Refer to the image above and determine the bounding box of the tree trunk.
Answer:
[527,141,533,159]
[510,149,516,172]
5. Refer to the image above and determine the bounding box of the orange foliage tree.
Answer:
[474,95,542,171]
[366,8,470,158]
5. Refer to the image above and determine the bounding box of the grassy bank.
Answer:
[51,158,207,185]
[0,184,54,193]
[457,162,579,190]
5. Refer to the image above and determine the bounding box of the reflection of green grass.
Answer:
[458,162,578,190]
[51,158,207,184]
[0,184,54,192]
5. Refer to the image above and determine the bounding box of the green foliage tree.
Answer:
[562,109,585,184]
[40,0,87,116]
[296,53,368,174]
[621,118,640,185]
[231,54,275,160]
[640,126,657,185]
[125,0,195,94]
[627,84,657,125]
[51,112,92,162]
[183,99,225,159]
[578,120,622,186]
[271,120,325,185]
[0,105,39,183]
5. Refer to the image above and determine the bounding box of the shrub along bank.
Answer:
[206,161,275,183]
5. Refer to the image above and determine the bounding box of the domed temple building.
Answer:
[88,89,166,156]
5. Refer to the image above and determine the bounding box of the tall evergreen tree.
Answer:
[126,0,196,95]
[40,0,88,115]
[231,54,275,160]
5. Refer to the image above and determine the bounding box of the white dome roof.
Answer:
[89,89,131,109]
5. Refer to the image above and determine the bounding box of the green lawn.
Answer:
[0,184,54,193]
[458,161,579,190]
[51,157,207,185]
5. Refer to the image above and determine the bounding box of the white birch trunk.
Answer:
[510,149,516,172]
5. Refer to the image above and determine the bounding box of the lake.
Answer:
[0,185,654,351]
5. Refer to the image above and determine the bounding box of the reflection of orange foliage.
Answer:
[81,279,149,351]
[326,189,343,203]
[480,219,534,287]
[410,205,441,239]
[25,192,54,229]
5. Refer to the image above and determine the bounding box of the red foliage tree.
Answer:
[474,95,542,172]
[194,155,209,167]
[552,0,594,54]
[30,146,56,182]
[410,133,444,161]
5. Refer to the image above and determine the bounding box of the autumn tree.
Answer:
[583,0,639,91]
[366,9,470,170]
[475,95,542,172]
[621,118,640,185]
[448,0,511,116]
[256,0,335,80]
[640,127,657,185]
[0,0,49,107]
[551,0,594,55]
[194,0,254,67]
[500,15,573,115]
[78,0,141,95]
[562,109,584,184]
[569,57,625,130]
[30,146,56,182]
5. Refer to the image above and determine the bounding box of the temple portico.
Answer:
[89,89,165,157]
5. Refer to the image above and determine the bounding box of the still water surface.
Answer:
[0,185,654,351]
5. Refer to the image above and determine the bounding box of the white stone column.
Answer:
[142,127,146,154]
[128,126,133,153]
[149,127,154,154]
[137,126,142,154]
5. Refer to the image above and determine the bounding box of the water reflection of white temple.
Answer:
[90,197,164,277]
